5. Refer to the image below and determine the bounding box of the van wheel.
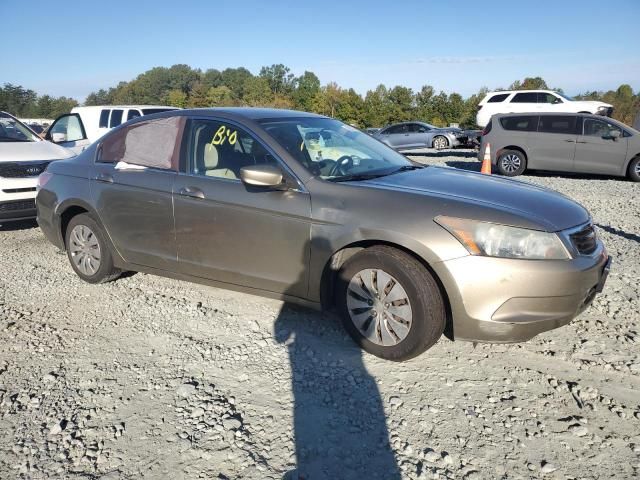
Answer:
[65,213,121,283]
[628,156,640,182]
[335,246,445,361]
[497,150,527,176]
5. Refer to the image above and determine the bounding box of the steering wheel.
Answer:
[328,155,354,176]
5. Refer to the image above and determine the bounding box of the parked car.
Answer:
[37,108,610,361]
[45,105,179,154]
[364,127,381,135]
[476,90,613,128]
[634,111,640,131]
[480,113,640,181]
[373,121,470,150]
[0,111,74,223]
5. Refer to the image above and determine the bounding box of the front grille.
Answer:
[570,224,597,255]
[0,199,36,212]
[0,161,50,178]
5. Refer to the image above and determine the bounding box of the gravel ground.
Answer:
[0,150,639,479]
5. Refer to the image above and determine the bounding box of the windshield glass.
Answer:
[141,108,177,115]
[0,113,39,142]
[259,117,413,180]
[556,92,574,101]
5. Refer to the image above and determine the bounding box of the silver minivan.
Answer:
[480,113,640,181]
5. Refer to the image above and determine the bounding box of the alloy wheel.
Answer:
[69,225,101,276]
[433,136,448,150]
[346,268,412,346]
[501,153,521,173]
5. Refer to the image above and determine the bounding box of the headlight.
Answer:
[435,216,571,260]
[597,105,607,111]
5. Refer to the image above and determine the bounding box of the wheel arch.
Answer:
[496,145,528,163]
[625,153,640,178]
[319,239,454,340]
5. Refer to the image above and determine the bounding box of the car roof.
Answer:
[71,105,179,111]
[487,89,554,95]
[176,107,325,121]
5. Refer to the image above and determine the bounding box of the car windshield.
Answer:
[556,92,574,101]
[259,117,415,181]
[0,113,39,142]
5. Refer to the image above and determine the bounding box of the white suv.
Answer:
[45,105,179,154]
[0,112,74,223]
[476,90,612,127]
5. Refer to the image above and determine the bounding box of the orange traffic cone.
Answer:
[481,143,492,175]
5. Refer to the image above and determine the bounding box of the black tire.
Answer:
[432,135,449,150]
[65,213,121,284]
[627,156,640,182]
[335,246,446,361]
[497,149,527,177]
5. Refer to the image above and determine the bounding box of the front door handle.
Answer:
[564,139,576,143]
[94,172,114,183]
[178,186,205,199]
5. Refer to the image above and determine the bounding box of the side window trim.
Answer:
[179,116,306,192]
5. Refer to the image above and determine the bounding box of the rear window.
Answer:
[110,109,123,128]
[487,93,509,103]
[510,92,538,103]
[99,109,110,128]
[500,116,538,132]
[538,115,577,134]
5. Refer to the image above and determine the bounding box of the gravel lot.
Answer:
[0,150,638,479]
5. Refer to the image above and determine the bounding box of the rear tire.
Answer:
[497,149,527,177]
[335,246,445,361]
[628,156,640,182]
[65,213,121,284]
[432,136,449,150]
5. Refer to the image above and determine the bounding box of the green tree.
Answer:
[292,71,321,111]
[259,64,295,95]
[221,67,253,100]
[509,77,549,90]
[242,77,273,106]
[206,86,236,106]
[165,89,188,108]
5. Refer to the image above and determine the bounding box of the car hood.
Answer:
[362,167,590,232]
[0,140,75,162]
[576,99,613,108]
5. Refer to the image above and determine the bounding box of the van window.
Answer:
[487,93,509,103]
[142,108,176,115]
[510,92,538,103]
[538,115,577,134]
[99,109,110,128]
[127,109,142,121]
[110,109,123,128]
[500,116,538,132]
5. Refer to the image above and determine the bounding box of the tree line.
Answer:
[2,64,639,128]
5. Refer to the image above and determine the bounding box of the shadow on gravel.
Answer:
[0,219,38,231]
[596,224,640,244]
[444,160,482,172]
[275,305,400,480]
[405,149,477,159]
[273,237,400,480]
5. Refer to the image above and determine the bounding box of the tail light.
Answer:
[481,120,492,136]
[37,172,53,191]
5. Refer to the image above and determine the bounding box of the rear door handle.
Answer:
[564,139,576,143]
[178,186,205,199]
[94,172,114,183]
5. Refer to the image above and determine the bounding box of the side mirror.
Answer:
[51,132,66,143]
[418,128,426,133]
[240,164,284,188]
[553,98,563,104]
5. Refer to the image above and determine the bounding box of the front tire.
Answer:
[628,156,640,182]
[497,149,527,176]
[335,246,446,361]
[65,213,121,283]
[432,136,449,150]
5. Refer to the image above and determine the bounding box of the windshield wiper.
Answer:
[0,137,30,142]
[328,172,391,183]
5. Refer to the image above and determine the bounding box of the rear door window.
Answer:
[500,116,538,131]
[487,93,509,103]
[538,115,578,134]
[98,116,184,169]
[109,109,124,128]
[510,92,538,103]
[583,118,623,137]
[127,109,142,121]
[538,92,560,104]
[99,109,110,128]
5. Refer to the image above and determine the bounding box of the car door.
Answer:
[378,124,409,148]
[173,117,312,297]
[46,113,91,154]
[527,115,578,172]
[405,123,431,148]
[508,92,538,114]
[91,116,183,270]
[574,117,628,175]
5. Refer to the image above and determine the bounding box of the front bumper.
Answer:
[432,248,610,343]
[0,176,38,222]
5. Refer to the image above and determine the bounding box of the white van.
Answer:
[45,105,179,154]
[476,90,612,128]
